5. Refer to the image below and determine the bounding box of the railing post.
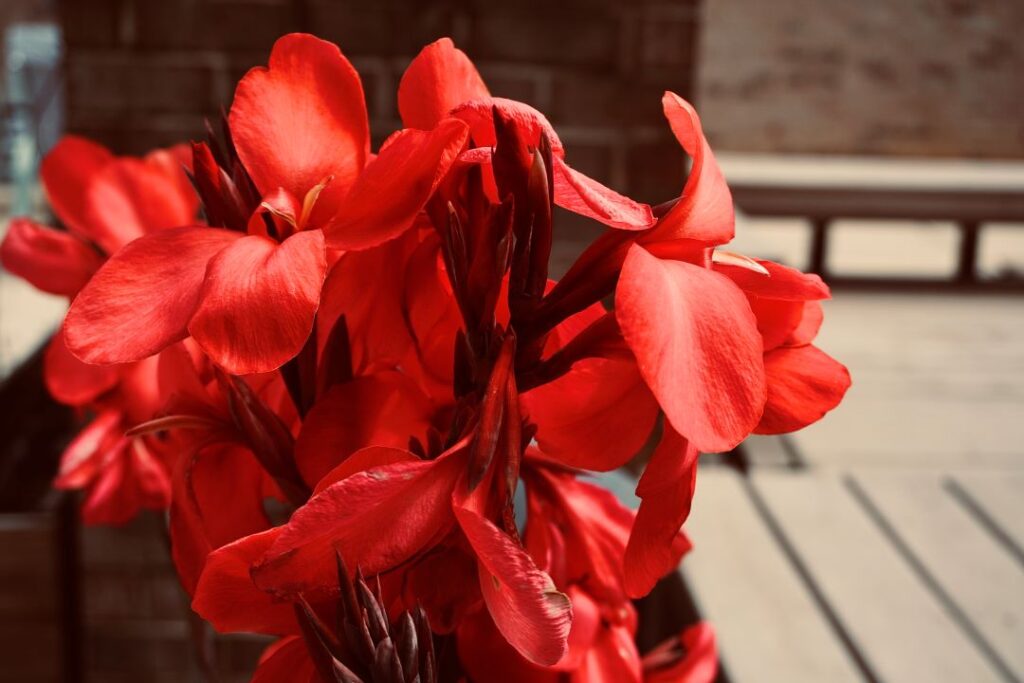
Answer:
[957,221,981,285]
[809,218,830,279]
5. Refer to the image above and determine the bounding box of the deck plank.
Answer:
[853,470,1024,678]
[683,469,862,683]
[952,471,1024,558]
[754,470,1005,683]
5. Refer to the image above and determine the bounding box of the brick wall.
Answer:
[81,512,270,683]
[697,0,1024,158]
[57,0,698,238]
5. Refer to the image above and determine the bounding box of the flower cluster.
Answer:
[2,34,849,682]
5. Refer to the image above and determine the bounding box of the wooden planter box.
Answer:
[0,492,79,683]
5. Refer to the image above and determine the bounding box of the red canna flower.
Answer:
[63,33,469,375]
[1,136,199,524]
[36,31,850,683]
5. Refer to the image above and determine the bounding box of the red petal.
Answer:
[189,231,327,374]
[39,135,113,237]
[316,229,420,373]
[0,218,103,296]
[253,448,462,599]
[523,357,658,471]
[451,97,565,155]
[454,505,572,666]
[144,144,200,218]
[314,445,419,494]
[229,33,369,224]
[787,300,824,347]
[43,331,119,405]
[294,371,434,486]
[552,156,655,231]
[526,467,636,603]
[85,157,199,253]
[643,623,718,683]
[715,257,830,301]
[649,93,733,245]
[54,409,122,489]
[755,345,851,434]
[456,608,561,683]
[65,226,239,365]
[615,245,765,452]
[398,37,490,130]
[77,439,171,526]
[193,527,297,636]
[325,118,469,251]
[251,637,318,683]
[623,426,696,598]
[747,296,805,351]
[576,619,643,683]
[170,442,271,595]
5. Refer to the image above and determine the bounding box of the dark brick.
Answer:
[308,0,460,58]
[67,54,217,114]
[132,0,299,52]
[471,6,620,68]
[58,0,122,48]
[549,71,667,128]
[560,140,614,186]
[626,135,684,205]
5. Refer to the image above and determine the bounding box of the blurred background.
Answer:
[0,1,1021,682]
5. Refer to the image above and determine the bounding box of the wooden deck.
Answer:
[679,290,1024,683]
[685,463,1024,683]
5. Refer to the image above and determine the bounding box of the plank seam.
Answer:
[844,475,1020,683]
[943,477,1024,569]
[741,475,881,683]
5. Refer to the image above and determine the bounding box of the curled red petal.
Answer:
[755,344,851,435]
[454,505,573,666]
[229,33,369,224]
[623,425,696,599]
[715,257,830,301]
[552,156,655,231]
[0,218,103,296]
[451,97,565,156]
[649,92,733,245]
[325,118,469,251]
[193,527,297,636]
[188,230,327,375]
[253,447,462,599]
[65,226,240,365]
[615,244,766,452]
[39,135,113,237]
[398,37,490,130]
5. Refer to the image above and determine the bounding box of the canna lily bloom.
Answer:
[0,135,198,524]
[614,93,767,456]
[250,367,573,666]
[64,33,469,375]
[711,258,851,434]
[1,136,198,406]
[398,38,655,231]
[52,355,174,525]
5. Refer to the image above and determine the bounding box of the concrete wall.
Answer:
[697,0,1024,158]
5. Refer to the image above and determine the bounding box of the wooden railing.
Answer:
[719,154,1024,290]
